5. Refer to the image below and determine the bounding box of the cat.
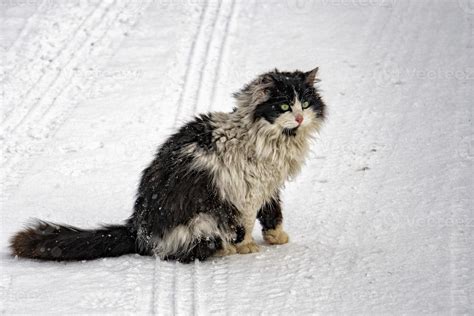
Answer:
[10,67,326,263]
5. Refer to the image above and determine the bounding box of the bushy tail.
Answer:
[10,220,139,261]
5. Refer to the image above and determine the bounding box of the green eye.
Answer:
[302,101,310,109]
[280,103,290,111]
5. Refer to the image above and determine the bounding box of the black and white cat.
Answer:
[11,68,326,263]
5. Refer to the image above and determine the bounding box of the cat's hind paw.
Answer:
[235,240,260,254]
[263,225,289,245]
[214,244,237,257]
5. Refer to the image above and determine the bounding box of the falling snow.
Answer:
[1,0,472,314]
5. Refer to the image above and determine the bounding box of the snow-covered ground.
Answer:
[1,0,472,314]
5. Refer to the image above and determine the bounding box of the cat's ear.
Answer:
[252,74,273,102]
[259,73,274,85]
[233,73,273,106]
[304,67,319,85]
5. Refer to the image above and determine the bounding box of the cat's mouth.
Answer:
[282,126,299,137]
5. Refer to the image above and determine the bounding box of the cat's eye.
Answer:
[302,101,310,109]
[280,104,290,111]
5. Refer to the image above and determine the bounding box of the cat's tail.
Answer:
[10,219,139,261]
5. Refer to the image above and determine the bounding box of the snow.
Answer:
[1,0,473,314]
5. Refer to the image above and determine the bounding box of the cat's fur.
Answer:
[10,68,326,263]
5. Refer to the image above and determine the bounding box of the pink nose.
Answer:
[295,114,304,125]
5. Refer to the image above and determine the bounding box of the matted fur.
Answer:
[10,68,326,263]
[153,213,231,259]
[187,103,320,240]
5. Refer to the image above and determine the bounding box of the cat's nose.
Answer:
[295,114,304,125]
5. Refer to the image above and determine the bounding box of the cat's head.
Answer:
[234,68,326,136]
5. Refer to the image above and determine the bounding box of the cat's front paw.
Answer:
[263,225,289,245]
[235,240,260,254]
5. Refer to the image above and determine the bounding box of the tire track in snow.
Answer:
[189,2,241,314]
[1,1,111,168]
[0,1,148,203]
[1,3,150,310]
[189,1,238,314]
[175,1,223,313]
[150,2,210,314]
[5,0,47,53]
[191,0,222,114]
[171,0,221,126]
[11,4,111,133]
[1,1,111,198]
[208,0,236,112]
[2,2,102,128]
[192,260,202,315]
[171,1,210,127]
[150,1,239,314]
[201,1,239,313]
[152,261,174,315]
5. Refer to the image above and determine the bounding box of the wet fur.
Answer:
[10,68,326,263]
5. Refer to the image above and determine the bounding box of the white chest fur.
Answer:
[213,113,310,213]
[186,111,314,228]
